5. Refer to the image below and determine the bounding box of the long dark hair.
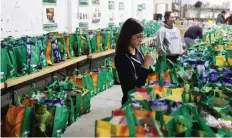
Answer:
[116,18,143,54]
[164,11,174,23]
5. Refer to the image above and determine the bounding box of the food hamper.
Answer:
[1,25,119,137]
[95,25,232,137]
[1,58,115,137]
[0,26,120,83]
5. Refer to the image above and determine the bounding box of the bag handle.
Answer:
[10,91,22,106]
[124,106,165,137]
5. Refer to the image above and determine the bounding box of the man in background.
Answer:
[184,23,203,49]
[216,10,226,24]
[226,11,232,25]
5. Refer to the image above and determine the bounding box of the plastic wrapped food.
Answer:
[223,68,232,86]
[149,100,182,112]
[149,81,175,88]
[44,99,65,106]
[209,69,221,83]
[204,114,232,130]
[131,101,143,110]
[31,93,46,103]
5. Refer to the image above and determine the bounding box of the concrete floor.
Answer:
[62,85,122,137]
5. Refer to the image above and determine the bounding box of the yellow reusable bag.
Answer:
[153,85,184,102]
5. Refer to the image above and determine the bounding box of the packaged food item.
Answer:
[201,110,232,130]
[130,88,151,101]
[110,110,127,126]
[149,100,182,113]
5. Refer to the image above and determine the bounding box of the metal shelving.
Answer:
[184,4,230,21]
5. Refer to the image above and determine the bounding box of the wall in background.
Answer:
[1,0,154,39]
[153,0,172,14]
[1,0,69,39]
[182,0,232,19]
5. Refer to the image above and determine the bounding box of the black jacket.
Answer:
[184,26,203,39]
[115,49,150,104]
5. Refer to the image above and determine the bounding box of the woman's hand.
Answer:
[143,53,155,69]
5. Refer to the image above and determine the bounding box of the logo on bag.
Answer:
[31,64,37,68]
[57,130,62,137]
[43,59,47,66]
[23,131,30,137]
[0,72,4,79]
[10,69,15,76]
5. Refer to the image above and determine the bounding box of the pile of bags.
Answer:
[1,58,115,137]
[95,25,232,137]
[0,26,120,83]
[141,20,161,37]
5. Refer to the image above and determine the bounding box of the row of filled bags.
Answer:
[140,20,161,37]
[0,27,120,83]
[1,59,115,137]
[95,39,232,137]
[178,42,232,68]
[115,19,161,38]
[95,83,232,137]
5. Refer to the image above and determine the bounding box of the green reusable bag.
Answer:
[72,90,82,119]
[21,107,33,137]
[153,49,179,87]
[30,103,69,137]
[88,31,97,53]
[30,40,40,73]
[63,77,82,120]
[95,107,167,137]
[7,47,17,79]
[76,31,91,56]
[1,47,8,82]
[52,105,69,137]
[101,30,111,51]
[64,92,75,126]
[84,33,92,54]
[75,28,82,56]
[66,95,75,126]
[72,87,91,115]
[12,40,28,76]
[57,36,67,61]
[106,67,114,88]
[170,103,216,137]
[83,74,95,97]
[81,89,91,114]
[103,59,114,88]
[69,34,75,57]
[99,69,107,92]
[96,29,103,52]
[70,33,78,57]
[110,30,116,49]
[37,36,48,69]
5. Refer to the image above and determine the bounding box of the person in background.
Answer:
[216,10,226,24]
[156,11,184,62]
[184,23,204,49]
[115,18,155,105]
[226,11,232,25]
